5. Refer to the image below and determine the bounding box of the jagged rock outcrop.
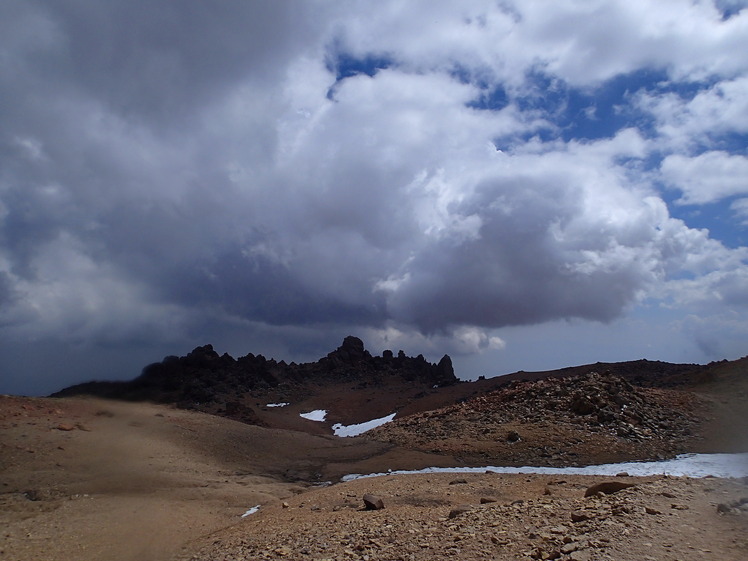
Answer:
[52,337,457,425]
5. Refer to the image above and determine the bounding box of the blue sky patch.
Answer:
[664,195,748,249]
[328,52,393,81]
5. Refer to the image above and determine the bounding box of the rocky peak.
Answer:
[52,336,459,422]
[437,354,455,381]
[327,336,371,363]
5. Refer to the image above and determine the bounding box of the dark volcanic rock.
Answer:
[328,336,370,363]
[506,430,521,442]
[570,396,596,415]
[51,337,458,426]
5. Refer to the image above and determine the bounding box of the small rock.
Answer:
[55,423,76,431]
[24,490,43,501]
[506,430,521,442]
[584,481,636,497]
[671,504,689,510]
[281,501,290,508]
[363,493,385,510]
[480,497,497,504]
[645,507,662,515]
[448,505,473,519]
[449,478,468,485]
[571,511,590,523]
[561,542,579,554]
[616,472,630,477]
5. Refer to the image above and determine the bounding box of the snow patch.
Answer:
[266,402,289,408]
[342,453,748,481]
[332,413,396,437]
[299,409,327,422]
[240,505,260,517]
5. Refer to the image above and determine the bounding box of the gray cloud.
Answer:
[2,1,748,395]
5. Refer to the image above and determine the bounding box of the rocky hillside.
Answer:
[368,371,709,466]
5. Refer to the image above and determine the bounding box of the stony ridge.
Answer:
[51,336,456,424]
[369,371,707,466]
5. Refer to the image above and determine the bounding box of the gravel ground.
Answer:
[180,472,748,561]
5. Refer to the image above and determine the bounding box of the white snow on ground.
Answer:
[266,402,289,408]
[332,413,397,437]
[341,453,748,482]
[299,409,327,421]
[240,505,260,517]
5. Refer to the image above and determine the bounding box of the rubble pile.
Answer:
[466,372,702,441]
[370,372,706,465]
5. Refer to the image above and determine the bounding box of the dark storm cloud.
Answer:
[2,1,748,395]
[9,0,316,123]
[381,166,655,332]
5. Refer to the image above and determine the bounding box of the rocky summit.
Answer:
[52,336,458,427]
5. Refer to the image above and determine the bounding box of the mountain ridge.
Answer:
[52,336,747,442]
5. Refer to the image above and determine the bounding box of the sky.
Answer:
[2,0,748,396]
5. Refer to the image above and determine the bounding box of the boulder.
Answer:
[584,481,636,497]
[570,396,596,415]
[362,493,385,510]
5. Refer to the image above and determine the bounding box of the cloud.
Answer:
[376,130,743,331]
[637,76,748,151]
[332,0,748,87]
[731,198,748,225]
[1,0,748,394]
[362,325,505,358]
[660,151,748,204]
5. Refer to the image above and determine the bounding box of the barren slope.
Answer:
[0,395,453,561]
